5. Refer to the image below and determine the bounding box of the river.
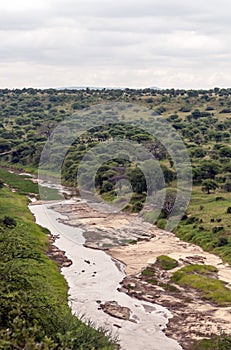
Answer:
[29,200,182,350]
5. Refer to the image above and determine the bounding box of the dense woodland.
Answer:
[0,87,231,349]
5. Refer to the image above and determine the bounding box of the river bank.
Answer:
[29,200,182,350]
[0,185,117,349]
[30,198,231,349]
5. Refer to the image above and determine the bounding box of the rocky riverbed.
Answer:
[30,200,182,350]
[30,198,231,349]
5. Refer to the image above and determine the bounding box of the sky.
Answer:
[0,0,230,89]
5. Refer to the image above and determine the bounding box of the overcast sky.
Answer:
[0,0,230,89]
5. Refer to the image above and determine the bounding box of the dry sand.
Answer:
[30,201,182,350]
[30,199,231,349]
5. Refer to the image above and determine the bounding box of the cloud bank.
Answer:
[0,0,230,88]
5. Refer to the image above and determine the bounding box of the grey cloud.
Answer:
[0,0,230,88]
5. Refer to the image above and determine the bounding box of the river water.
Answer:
[29,201,182,350]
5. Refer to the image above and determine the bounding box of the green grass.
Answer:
[0,187,47,246]
[156,255,178,270]
[172,264,231,306]
[0,168,63,200]
[176,186,231,265]
[0,168,39,194]
[141,267,154,277]
[185,187,231,233]
[191,334,231,350]
[0,186,117,349]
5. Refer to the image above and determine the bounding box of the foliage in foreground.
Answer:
[0,188,116,349]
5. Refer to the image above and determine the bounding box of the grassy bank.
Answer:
[191,334,231,350]
[0,168,39,194]
[0,186,116,349]
[0,167,63,200]
[172,264,231,306]
[175,186,231,265]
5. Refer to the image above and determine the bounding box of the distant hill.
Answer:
[57,86,161,91]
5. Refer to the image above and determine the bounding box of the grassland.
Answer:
[176,186,231,264]
[0,87,230,348]
[172,264,231,306]
[0,186,116,349]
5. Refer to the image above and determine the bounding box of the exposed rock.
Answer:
[100,301,131,321]
[51,201,154,249]
[120,262,231,349]
[46,232,72,270]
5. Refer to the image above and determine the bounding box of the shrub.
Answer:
[2,216,17,228]
[226,207,231,214]
[181,214,188,220]
[215,197,225,201]
[0,179,4,189]
[212,226,224,234]
[156,255,178,270]
[100,181,113,194]
[141,268,154,277]
[186,216,199,225]
[132,201,144,213]
[220,108,231,113]
[156,219,167,229]
[217,237,229,247]
[224,181,231,192]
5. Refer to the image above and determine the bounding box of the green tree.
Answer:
[200,161,220,180]
[202,180,219,194]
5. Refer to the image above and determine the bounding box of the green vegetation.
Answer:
[176,187,231,265]
[0,168,63,200]
[1,87,231,347]
[202,179,219,194]
[141,267,154,277]
[191,333,231,350]
[172,264,231,306]
[0,87,230,261]
[0,186,116,349]
[155,255,178,270]
[0,168,39,194]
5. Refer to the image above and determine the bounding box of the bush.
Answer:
[100,181,113,194]
[156,255,178,270]
[224,181,231,192]
[212,226,224,234]
[132,201,144,213]
[186,216,199,225]
[215,197,225,201]
[2,216,17,228]
[0,179,4,189]
[156,219,167,229]
[141,268,154,277]
[217,237,229,247]
[220,108,231,114]
[226,207,231,214]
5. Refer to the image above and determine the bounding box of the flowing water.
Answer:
[29,201,182,350]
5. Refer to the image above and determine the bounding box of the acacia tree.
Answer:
[202,180,219,194]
